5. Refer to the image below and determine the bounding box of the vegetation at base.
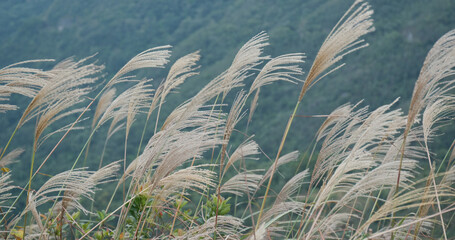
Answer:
[1,0,455,239]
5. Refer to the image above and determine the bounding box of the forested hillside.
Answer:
[1,1,455,238]
[1,0,454,205]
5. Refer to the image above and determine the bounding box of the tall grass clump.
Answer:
[1,0,455,239]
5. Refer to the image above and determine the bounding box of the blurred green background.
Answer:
[1,0,454,211]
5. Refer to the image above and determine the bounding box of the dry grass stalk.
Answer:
[161,51,200,103]
[259,1,375,228]
[219,91,248,177]
[249,53,305,94]
[27,163,119,217]
[248,88,260,124]
[220,32,270,99]
[299,0,374,101]
[152,51,200,132]
[0,148,24,169]
[18,57,103,128]
[0,173,14,207]
[96,81,153,130]
[148,166,216,210]
[0,59,53,112]
[107,46,171,87]
[259,151,299,188]
[406,30,455,134]
[223,140,260,176]
[176,215,244,240]
[2,2,455,239]
[92,88,116,129]
[220,172,262,197]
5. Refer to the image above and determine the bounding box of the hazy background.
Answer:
[1,0,454,206]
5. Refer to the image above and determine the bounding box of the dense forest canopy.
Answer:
[1,1,454,155]
[1,0,454,191]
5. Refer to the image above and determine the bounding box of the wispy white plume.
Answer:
[299,0,374,101]
[176,215,244,240]
[107,46,171,87]
[260,151,299,187]
[249,53,305,93]
[220,172,262,197]
[223,139,260,176]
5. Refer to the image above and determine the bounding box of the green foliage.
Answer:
[203,194,231,220]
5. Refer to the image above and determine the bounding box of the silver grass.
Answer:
[129,110,225,184]
[0,59,53,113]
[161,102,224,131]
[223,139,260,176]
[248,223,285,240]
[96,80,154,130]
[126,82,154,137]
[406,29,455,134]
[0,100,17,112]
[395,30,455,212]
[441,165,455,184]
[161,76,228,129]
[162,32,269,130]
[335,159,417,209]
[161,51,200,104]
[147,81,164,119]
[26,162,120,216]
[0,148,24,168]
[220,172,262,197]
[299,0,374,101]
[26,193,44,233]
[159,81,225,132]
[248,88,260,124]
[259,151,299,187]
[220,91,248,176]
[0,59,53,89]
[312,103,369,180]
[23,223,48,240]
[383,131,424,164]
[220,32,270,99]
[274,169,308,206]
[18,57,103,128]
[0,173,14,208]
[421,96,455,239]
[92,88,116,129]
[148,166,216,207]
[422,96,455,145]
[36,118,86,150]
[224,90,248,143]
[176,215,244,240]
[34,98,86,148]
[249,53,305,94]
[148,128,223,186]
[107,45,171,87]
[313,149,376,210]
[260,201,305,226]
[303,101,412,239]
[26,169,94,215]
[366,219,434,240]
[0,175,14,239]
[354,182,455,238]
[89,161,121,185]
[449,145,455,165]
[313,99,404,181]
[316,102,363,142]
[307,213,351,239]
[151,51,200,133]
